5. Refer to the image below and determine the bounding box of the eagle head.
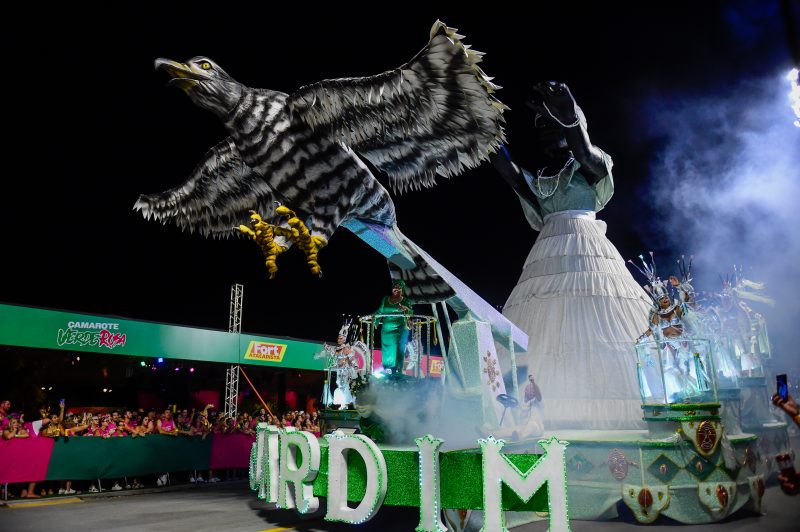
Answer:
[155,57,242,118]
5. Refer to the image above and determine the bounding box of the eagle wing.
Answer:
[133,138,276,237]
[289,20,507,194]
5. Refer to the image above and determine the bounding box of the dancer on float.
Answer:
[711,270,771,377]
[371,279,413,377]
[669,257,741,384]
[322,321,358,409]
[492,82,651,430]
[631,254,703,403]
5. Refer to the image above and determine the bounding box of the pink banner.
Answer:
[209,433,255,470]
[0,436,55,483]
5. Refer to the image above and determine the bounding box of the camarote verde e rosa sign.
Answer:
[57,321,127,349]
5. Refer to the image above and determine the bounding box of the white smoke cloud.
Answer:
[643,71,800,370]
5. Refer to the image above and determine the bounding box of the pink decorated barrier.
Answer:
[0,436,55,483]
[209,432,256,470]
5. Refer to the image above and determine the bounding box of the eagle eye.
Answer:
[201,61,212,70]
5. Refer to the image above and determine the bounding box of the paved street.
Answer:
[1,480,799,532]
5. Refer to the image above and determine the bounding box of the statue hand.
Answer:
[531,81,578,125]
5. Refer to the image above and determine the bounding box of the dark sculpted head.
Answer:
[155,56,242,118]
[528,101,568,167]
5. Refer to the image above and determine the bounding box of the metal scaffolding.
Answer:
[224,283,244,419]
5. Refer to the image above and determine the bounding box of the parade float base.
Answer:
[493,428,765,525]
[741,420,791,478]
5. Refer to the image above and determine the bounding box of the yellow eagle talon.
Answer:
[238,225,256,237]
[243,205,329,278]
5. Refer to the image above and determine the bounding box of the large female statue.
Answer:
[492,82,651,430]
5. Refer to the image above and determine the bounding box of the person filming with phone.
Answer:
[772,374,799,495]
[772,374,799,427]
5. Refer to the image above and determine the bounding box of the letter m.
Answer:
[479,436,570,532]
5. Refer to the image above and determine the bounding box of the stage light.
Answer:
[789,68,800,128]
[175,367,180,372]
[103,388,108,392]
[189,368,195,373]
[157,357,164,363]
[41,387,45,390]
[76,356,80,361]
[140,361,146,367]
[48,387,52,391]
[371,370,386,380]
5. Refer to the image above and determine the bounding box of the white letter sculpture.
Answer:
[251,423,281,502]
[416,434,447,532]
[479,435,570,532]
[277,428,321,514]
[324,431,388,524]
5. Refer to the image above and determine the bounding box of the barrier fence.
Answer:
[0,433,255,484]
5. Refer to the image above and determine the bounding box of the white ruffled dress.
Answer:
[502,153,653,430]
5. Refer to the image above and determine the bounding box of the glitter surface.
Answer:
[312,443,547,510]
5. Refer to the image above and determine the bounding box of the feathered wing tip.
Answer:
[289,20,508,195]
[134,138,275,239]
[388,236,456,304]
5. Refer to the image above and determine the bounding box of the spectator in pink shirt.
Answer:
[157,409,178,436]
[0,399,11,430]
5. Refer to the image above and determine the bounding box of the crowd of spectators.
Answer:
[0,398,321,499]
[266,410,321,435]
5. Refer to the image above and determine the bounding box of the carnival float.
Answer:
[135,18,793,531]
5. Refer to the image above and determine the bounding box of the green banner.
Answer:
[46,435,212,480]
[0,303,324,370]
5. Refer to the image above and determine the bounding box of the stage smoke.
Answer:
[358,376,487,449]
[642,71,800,372]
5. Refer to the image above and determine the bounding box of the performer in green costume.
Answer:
[373,280,413,374]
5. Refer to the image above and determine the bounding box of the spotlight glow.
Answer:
[788,68,800,128]
[140,361,146,367]
[157,357,164,363]
[189,368,195,373]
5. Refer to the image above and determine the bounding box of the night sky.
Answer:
[2,2,797,344]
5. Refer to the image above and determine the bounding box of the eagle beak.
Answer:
[154,58,204,92]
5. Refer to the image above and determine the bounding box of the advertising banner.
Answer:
[0,303,324,370]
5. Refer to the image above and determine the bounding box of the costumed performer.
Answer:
[631,255,703,403]
[491,81,651,430]
[373,279,413,376]
[322,322,358,410]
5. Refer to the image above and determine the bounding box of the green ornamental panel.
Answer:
[45,435,212,480]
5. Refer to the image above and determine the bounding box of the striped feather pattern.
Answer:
[390,232,456,303]
[136,21,505,302]
[290,20,507,193]
[134,138,277,237]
